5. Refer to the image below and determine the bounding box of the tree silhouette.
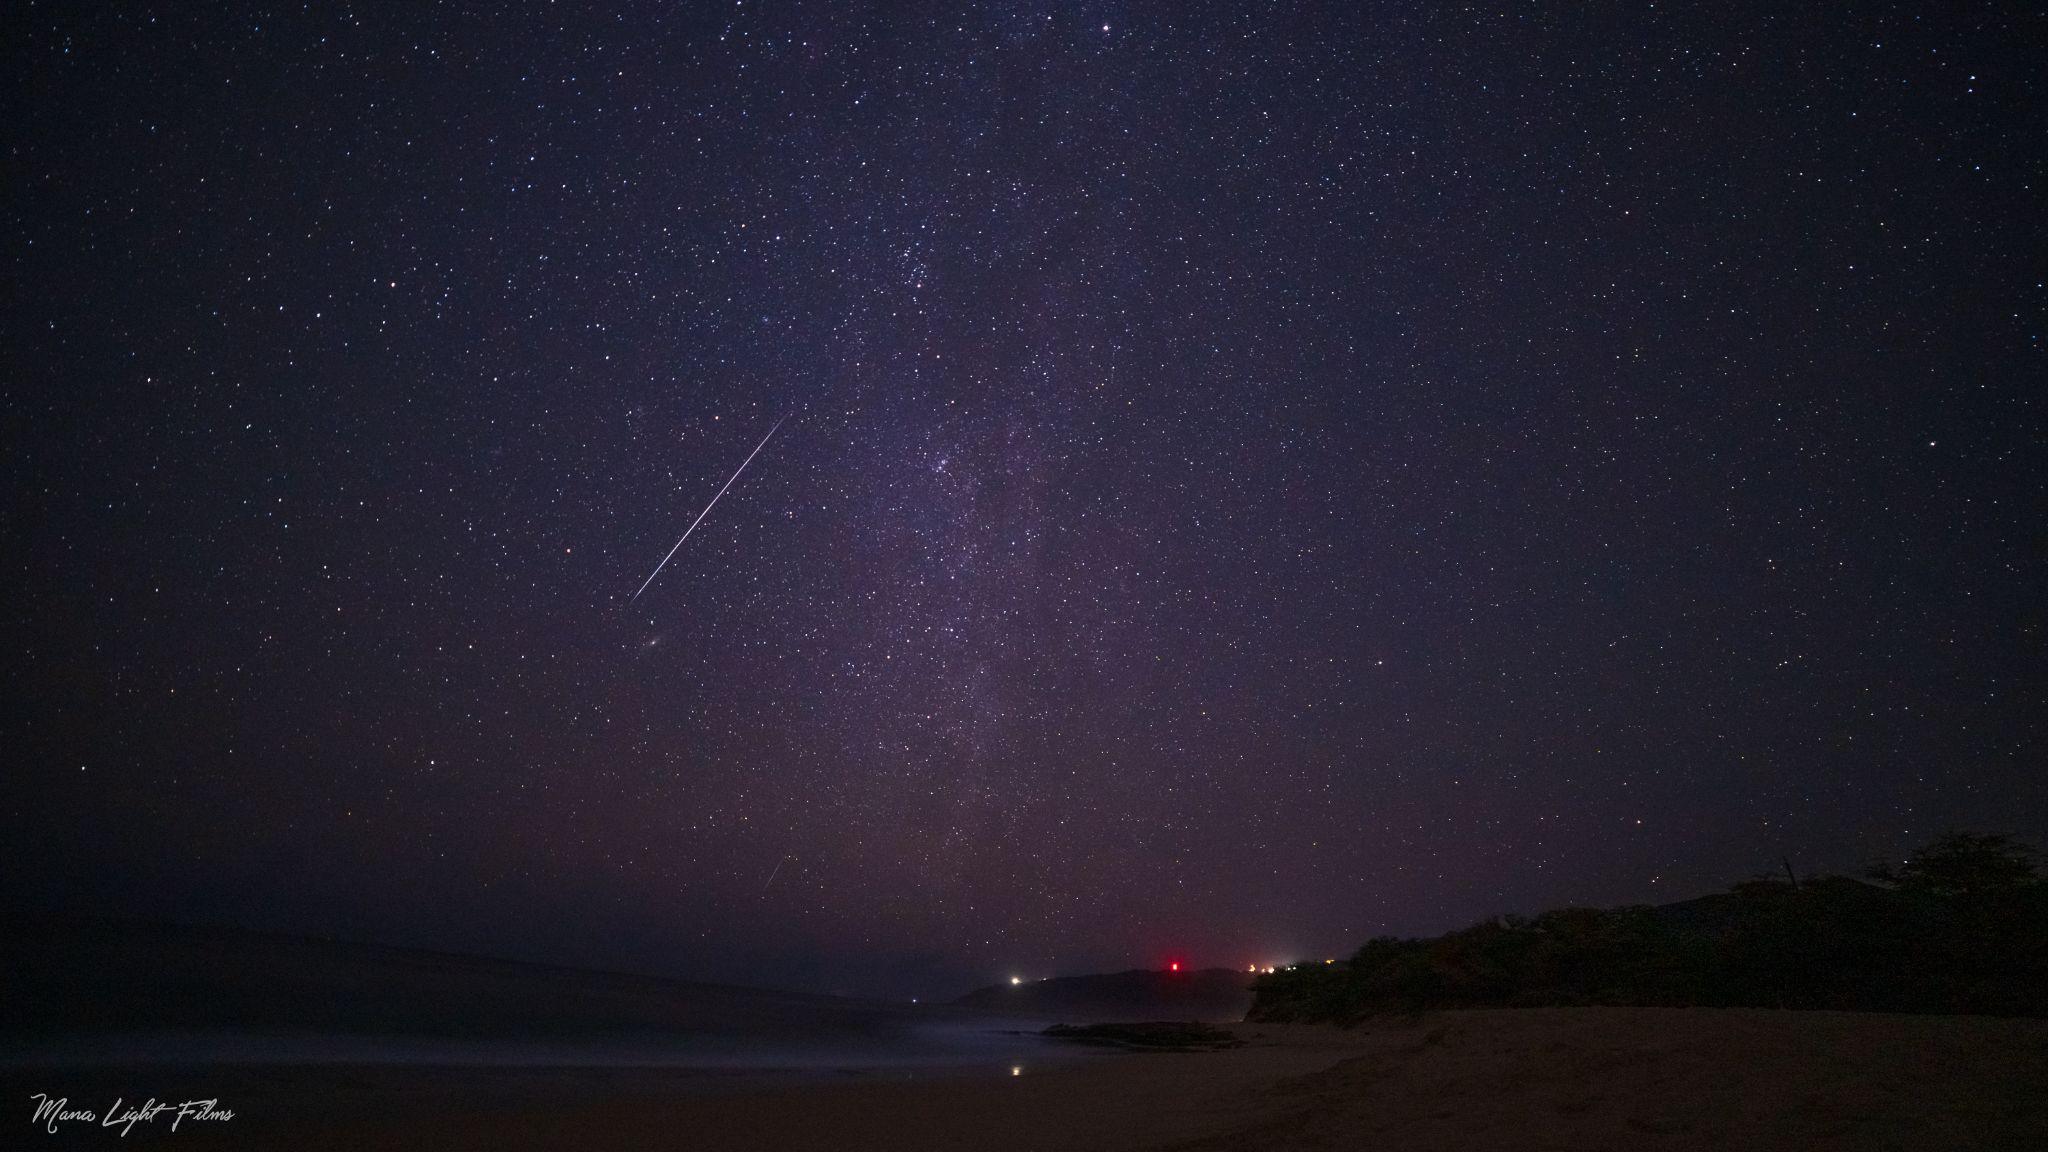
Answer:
[1867,833,2039,898]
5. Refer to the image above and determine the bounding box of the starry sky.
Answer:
[4,2,2044,999]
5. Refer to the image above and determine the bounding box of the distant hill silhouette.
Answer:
[952,967,1252,1022]
[0,915,924,1044]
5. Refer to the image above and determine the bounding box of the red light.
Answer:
[1169,961,1180,972]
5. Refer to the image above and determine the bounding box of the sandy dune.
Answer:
[1183,1008,2048,1151]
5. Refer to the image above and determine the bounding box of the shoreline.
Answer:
[7,1009,2045,1150]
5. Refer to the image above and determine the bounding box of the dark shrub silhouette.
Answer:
[1251,834,2048,1023]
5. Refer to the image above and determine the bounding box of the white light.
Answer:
[1011,1065,1022,1076]
[1010,976,1022,985]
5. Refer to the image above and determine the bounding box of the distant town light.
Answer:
[1010,976,1022,985]
[1011,1065,1022,1076]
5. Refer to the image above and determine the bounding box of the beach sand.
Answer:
[16,1008,2047,1150]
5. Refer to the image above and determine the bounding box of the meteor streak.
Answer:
[631,415,787,601]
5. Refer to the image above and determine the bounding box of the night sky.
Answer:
[5,3,2044,1000]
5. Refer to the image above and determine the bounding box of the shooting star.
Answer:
[762,855,785,892]
[631,415,787,601]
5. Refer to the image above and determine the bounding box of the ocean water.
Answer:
[1,1016,1093,1075]
[2,920,1112,1080]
